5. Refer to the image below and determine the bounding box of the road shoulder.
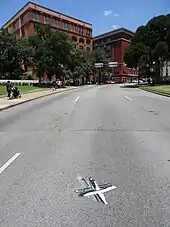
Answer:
[139,86,170,97]
[0,87,77,111]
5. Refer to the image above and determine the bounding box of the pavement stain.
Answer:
[154,112,159,115]
[148,110,159,115]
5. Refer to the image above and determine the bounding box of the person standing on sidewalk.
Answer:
[52,80,56,91]
[6,81,12,99]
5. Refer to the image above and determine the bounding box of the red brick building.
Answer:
[93,28,138,83]
[1,2,93,52]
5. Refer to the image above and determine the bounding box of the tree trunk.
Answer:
[155,60,161,84]
[62,74,66,87]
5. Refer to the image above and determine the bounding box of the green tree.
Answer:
[92,47,108,83]
[0,24,102,86]
[17,38,34,72]
[0,30,21,78]
[92,47,107,64]
[67,47,87,85]
[124,42,149,68]
[124,14,170,83]
[29,25,75,83]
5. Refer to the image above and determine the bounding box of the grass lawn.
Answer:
[0,85,44,97]
[141,85,170,94]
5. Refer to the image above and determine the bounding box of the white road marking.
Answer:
[0,153,21,174]
[74,96,80,102]
[125,96,132,101]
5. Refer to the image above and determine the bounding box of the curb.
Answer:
[0,87,78,111]
[139,87,170,97]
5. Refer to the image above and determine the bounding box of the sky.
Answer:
[0,0,169,36]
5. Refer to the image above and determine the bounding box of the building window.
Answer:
[34,23,38,33]
[86,38,91,45]
[33,12,40,22]
[44,15,50,24]
[86,30,90,36]
[63,21,68,30]
[13,22,16,30]
[79,27,84,35]
[79,38,84,44]
[54,18,60,28]
[86,46,90,52]
[33,12,36,20]
[54,18,57,27]
[20,16,24,25]
[114,42,120,48]
[72,24,76,33]
[72,36,77,42]
[21,29,25,37]
[80,46,83,50]
[106,45,111,51]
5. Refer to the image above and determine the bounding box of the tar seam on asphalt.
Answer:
[1,128,170,133]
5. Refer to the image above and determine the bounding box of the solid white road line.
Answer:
[0,153,21,174]
[125,96,132,101]
[74,96,80,102]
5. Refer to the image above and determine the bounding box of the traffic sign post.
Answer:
[94,62,120,83]
[94,63,104,68]
[108,62,118,77]
[108,62,118,68]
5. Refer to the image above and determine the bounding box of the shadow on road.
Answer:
[119,84,139,88]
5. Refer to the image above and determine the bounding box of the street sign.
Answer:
[94,63,104,68]
[108,62,118,67]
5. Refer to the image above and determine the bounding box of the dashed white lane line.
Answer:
[0,153,21,174]
[74,96,80,102]
[125,96,132,101]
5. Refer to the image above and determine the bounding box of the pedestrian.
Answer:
[58,80,62,88]
[52,80,56,91]
[6,81,12,99]
[56,79,61,88]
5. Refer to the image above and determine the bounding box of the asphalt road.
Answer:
[0,85,170,227]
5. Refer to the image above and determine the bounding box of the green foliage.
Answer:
[0,30,21,78]
[92,47,107,64]
[124,13,170,82]
[0,24,107,84]
[124,43,149,68]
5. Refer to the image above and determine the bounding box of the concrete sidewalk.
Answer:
[0,87,77,111]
